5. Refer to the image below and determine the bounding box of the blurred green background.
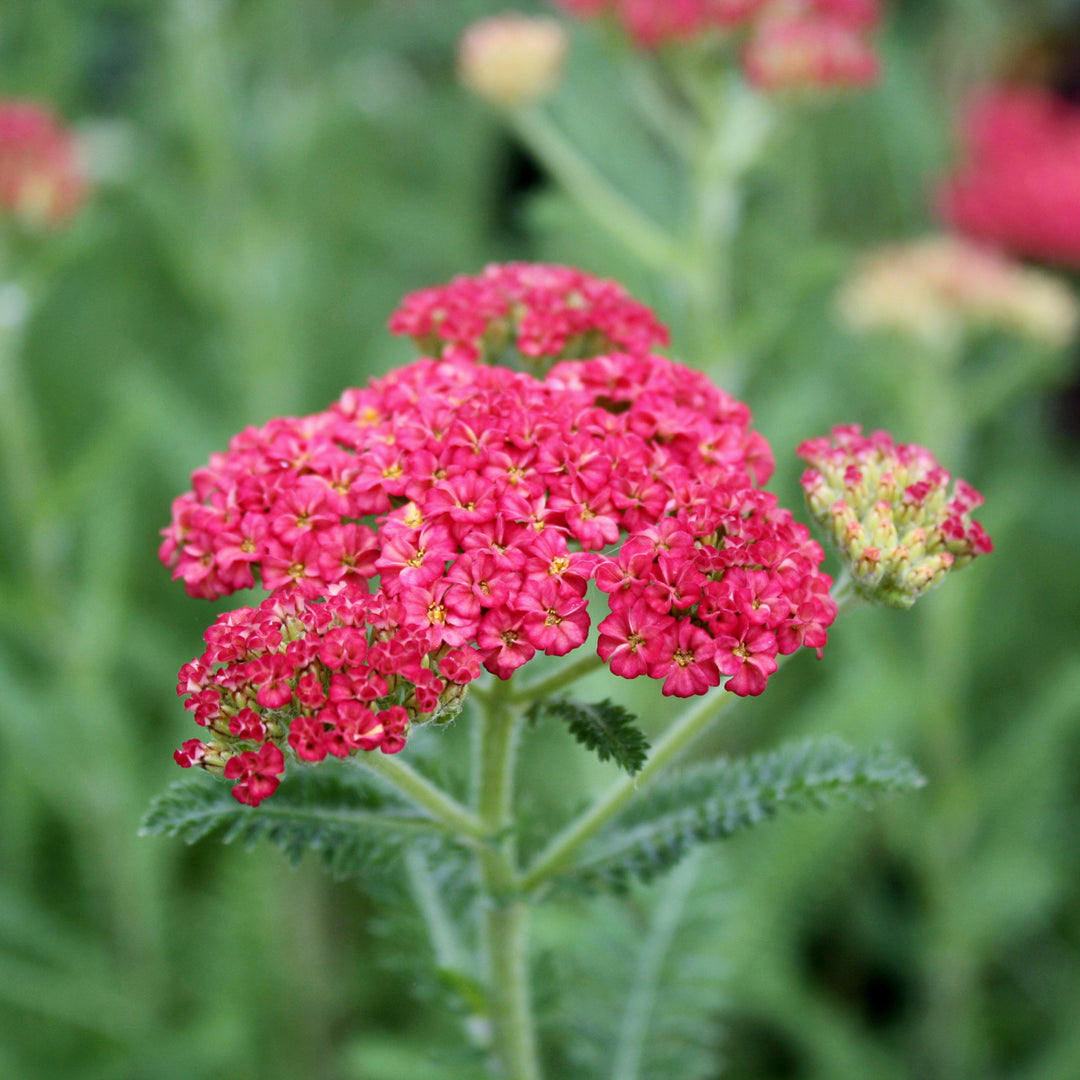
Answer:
[2,1,1080,1078]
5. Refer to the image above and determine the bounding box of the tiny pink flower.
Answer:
[224,742,286,807]
[648,619,721,698]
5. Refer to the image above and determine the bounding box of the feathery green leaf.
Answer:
[557,736,925,892]
[541,850,731,1080]
[529,697,651,775]
[139,763,454,880]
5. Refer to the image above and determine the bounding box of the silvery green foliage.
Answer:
[554,737,926,893]
[542,849,730,1080]
[139,763,453,880]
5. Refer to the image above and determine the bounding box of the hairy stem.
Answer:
[474,690,542,1080]
[519,688,738,894]
[360,751,487,841]
[504,650,606,704]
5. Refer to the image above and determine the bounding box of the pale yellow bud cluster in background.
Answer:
[837,234,1080,350]
[458,13,569,109]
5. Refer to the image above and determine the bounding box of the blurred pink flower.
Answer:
[938,87,1080,266]
[0,100,87,228]
[743,7,880,90]
[553,0,883,90]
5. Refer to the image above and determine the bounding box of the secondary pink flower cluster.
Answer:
[938,87,1080,266]
[388,261,669,369]
[164,265,838,802]
[0,100,86,228]
[173,586,477,805]
[553,0,882,90]
[798,426,992,609]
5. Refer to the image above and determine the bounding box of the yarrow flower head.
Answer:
[164,264,837,803]
[553,0,882,91]
[0,100,87,228]
[387,262,669,370]
[837,234,1080,349]
[798,426,992,609]
[938,87,1080,266]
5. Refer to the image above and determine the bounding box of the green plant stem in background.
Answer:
[510,70,774,388]
[405,847,472,977]
[680,76,774,382]
[510,106,686,277]
[0,283,50,586]
[892,355,986,1076]
[610,847,706,1080]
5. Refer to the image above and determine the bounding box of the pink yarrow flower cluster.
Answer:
[164,264,836,804]
[174,586,476,806]
[553,0,882,90]
[0,100,87,228]
[798,426,992,609]
[387,261,669,368]
[937,87,1080,267]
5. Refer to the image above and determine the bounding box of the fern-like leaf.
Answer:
[541,849,731,1080]
[529,697,650,775]
[557,736,925,892]
[139,764,453,881]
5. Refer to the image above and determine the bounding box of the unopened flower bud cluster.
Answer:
[798,426,992,609]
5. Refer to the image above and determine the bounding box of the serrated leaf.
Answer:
[529,697,651,775]
[139,764,454,881]
[558,736,925,892]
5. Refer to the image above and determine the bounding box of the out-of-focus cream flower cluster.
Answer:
[457,14,570,109]
[837,235,1080,350]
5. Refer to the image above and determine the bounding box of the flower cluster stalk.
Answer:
[474,690,540,1080]
[361,751,487,843]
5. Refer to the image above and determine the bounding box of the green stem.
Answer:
[504,651,606,704]
[680,77,774,382]
[359,752,487,841]
[481,894,539,1080]
[0,284,50,583]
[622,51,699,161]
[509,106,685,275]
[519,687,738,894]
[474,690,542,1080]
[405,847,471,975]
[830,569,865,617]
[520,571,857,894]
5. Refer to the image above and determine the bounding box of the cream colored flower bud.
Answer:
[458,14,569,108]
